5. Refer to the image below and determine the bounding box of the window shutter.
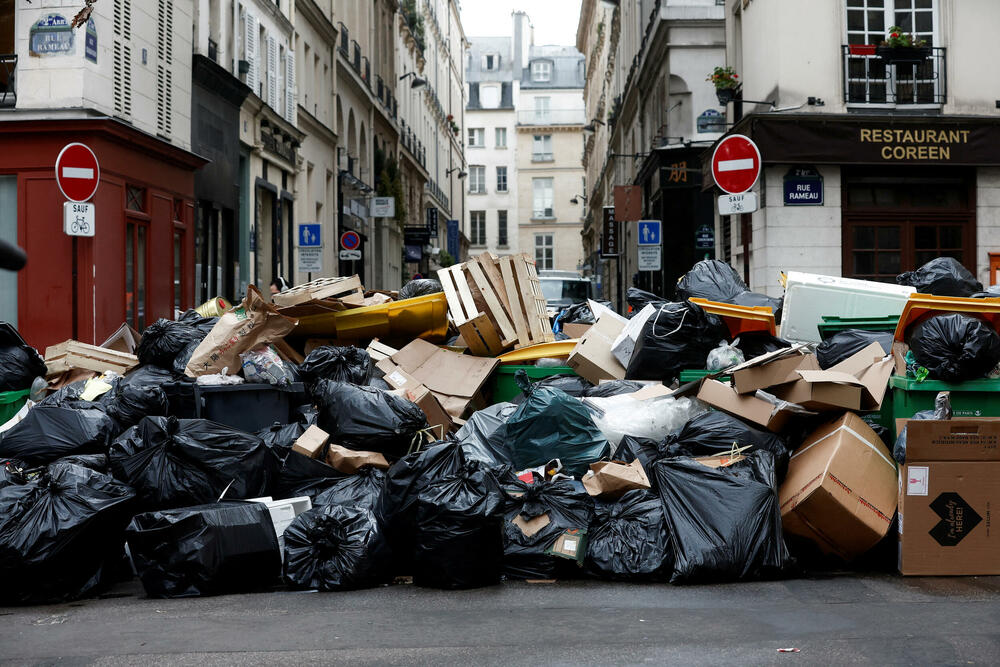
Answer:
[285,50,296,122]
[244,12,258,94]
[267,36,278,108]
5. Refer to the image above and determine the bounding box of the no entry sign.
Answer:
[55,143,100,202]
[711,134,761,195]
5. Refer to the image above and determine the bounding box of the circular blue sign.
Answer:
[341,231,360,250]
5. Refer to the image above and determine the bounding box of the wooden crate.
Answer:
[437,253,553,356]
[44,340,139,377]
[272,275,365,307]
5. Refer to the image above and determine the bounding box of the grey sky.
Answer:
[460,0,582,47]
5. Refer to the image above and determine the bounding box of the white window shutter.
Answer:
[285,51,296,123]
[244,12,258,94]
[267,36,278,109]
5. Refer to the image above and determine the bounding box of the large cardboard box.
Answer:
[899,419,1000,575]
[696,379,796,432]
[380,339,498,418]
[567,315,627,385]
[779,413,898,560]
[562,323,593,339]
[729,346,811,394]
[772,342,894,412]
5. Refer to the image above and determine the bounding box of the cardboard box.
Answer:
[779,413,898,560]
[582,460,651,499]
[100,323,143,355]
[567,315,627,385]
[696,379,796,432]
[292,425,329,459]
[327,444,390,473]
[381,339,498,418]
[899,419,1000,575]
[380,363,455,436]
[728,346,811,394]
[772,342,894,412]
[561,323,593,339]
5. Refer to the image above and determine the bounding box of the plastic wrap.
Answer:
[706,338,745,371]
[241,344,296,386]
[583,394,706,448]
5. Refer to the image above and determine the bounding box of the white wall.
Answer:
[465,107,518,253]
[977,168,1000,287]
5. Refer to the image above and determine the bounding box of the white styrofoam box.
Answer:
[249,496,313,559]
[781,272,915,343]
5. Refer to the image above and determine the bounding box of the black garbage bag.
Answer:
[136,319,206,369]
[257,422,306,461]
[102,382,169,430]
[585,489,672,581]
[177,309,219,335]
[0,403,117,464]
[733,292,784,322]
[510,373,594,403]
[282,504,392,591]
[312,466,386,513]
[0,323,46,392]
[274,450,346,500]
[661,411,792,481]
[127,501,281,598]
[124,364,184,387]
[398,279,443,300]
[0,461,135,604]
[897,257,982,297]
[109,416,279,510]
[816,329,894,369]
[558,301,609,325]
[626,287,664,313]
[314,380,428,459]
[654,451,791,584]
[59,452,110,472]
[625,301,728,383]
[171,340,201,376]
[502,479,594,580]
[455,403,517,466]
[676,260,783,319]
[583,380,645,398]
[412,460,506,589]
[299,346,374,386]
[908,313,1000,382]
[736,333,792,360]
[504,370,609,477]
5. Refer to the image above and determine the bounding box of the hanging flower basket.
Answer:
[716,86,740,105]
[875,45,931,64]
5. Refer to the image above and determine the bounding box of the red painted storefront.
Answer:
[0,119,206,351]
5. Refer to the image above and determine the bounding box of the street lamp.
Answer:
[446,167,467,179]
[570,194,588,205]
[583,119,605,133]
[400,71,427,89]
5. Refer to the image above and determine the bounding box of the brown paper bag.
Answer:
[327,444,390,473]
[185,285,297,377]
[582,460,651,499]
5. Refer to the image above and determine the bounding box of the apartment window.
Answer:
[534,96,551,121]
[535,234,554,270]
[125,220,149,331]
[470,210,486,245]
[482,53,500,71]
[532,178,554,218]
[467,127,485,147]
[532,135,553,162]
[845,0,940,105]
[469,166,486,194]
[531,60,552,82]
[495,127,507,148]
[498,210,508,246]
[496,166,508,193]
[481,85,500,109]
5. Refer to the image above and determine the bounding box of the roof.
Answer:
[466,37,515,83]
[520,45,585,89]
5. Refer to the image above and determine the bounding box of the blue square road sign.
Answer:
[637,220,661,246]
[298,223,322,248]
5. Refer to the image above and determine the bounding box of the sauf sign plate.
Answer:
[718,192,758,216]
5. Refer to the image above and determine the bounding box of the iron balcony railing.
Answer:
[0,54,16,108]
[338,24,349,55]
[842,45,946,106]
[517,109,586,125]
[352,41,361,72]
[532,152,554,162]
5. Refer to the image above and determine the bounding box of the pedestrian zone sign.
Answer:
[638,220,661,246]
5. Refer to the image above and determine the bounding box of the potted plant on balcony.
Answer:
[875,26,930,64]
[707,66,741,105]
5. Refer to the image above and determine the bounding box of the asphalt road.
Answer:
[2,574,1000,665]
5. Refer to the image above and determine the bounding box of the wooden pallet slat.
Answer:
[272,275,364,307]
[466,260,517,346]
[44,340,138,378]
[499,256,532,347]
[436,266,468,323]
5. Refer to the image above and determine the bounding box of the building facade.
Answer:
[577,0,725,310]
[1,0,203,350]
[465,35,519,256]
[716,0,1000,296]
[513,14,587,274]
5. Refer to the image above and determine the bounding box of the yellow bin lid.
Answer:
[894,293,1000,341]
[687,297,776,337]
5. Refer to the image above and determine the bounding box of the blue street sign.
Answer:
[298,223,322,247]
[637,220,661,246]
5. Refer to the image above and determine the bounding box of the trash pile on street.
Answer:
[3,252,1000,603]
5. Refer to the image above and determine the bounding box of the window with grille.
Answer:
[533,178,553,218]
[470,210,486,245]
[496,166,508,193]
[498,210,508,246]
[535,233,553,270]
[126,185,145,212]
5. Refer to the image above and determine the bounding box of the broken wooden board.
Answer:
[271,275,365,307]
[44,340,139,377]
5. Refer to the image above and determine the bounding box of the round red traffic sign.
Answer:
[711,134,761,195]
[55,143,100,202]
[340,231,361,250]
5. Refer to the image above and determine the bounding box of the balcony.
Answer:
[338,24,349,56]
[0,54,16,108]
[352,41,362,73]
[516,109,586,126]
[362,57,371,89]
[531,152,554,163]
[843,45,946,107]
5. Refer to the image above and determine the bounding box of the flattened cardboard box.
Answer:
[899,419,1000,575]
[379,362,454,436]
[771,342,893,412]
[384,339,498,418]
[567,315,627,385]
[561,323,593,339]
[729,345,811,395]
[696,379,795,432]
[779,412,898,561]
